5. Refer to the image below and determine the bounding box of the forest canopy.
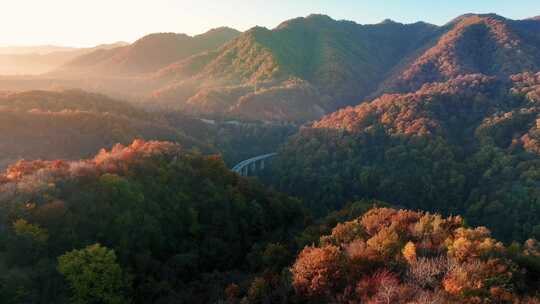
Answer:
[291,207,540,303]
[0,140,304,303]
[272,72,540,242]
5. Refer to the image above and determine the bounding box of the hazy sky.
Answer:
[1,0,538,47]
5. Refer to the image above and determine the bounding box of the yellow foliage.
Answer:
[402,242,417,264]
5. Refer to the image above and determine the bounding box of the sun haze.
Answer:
[1,0,538,47]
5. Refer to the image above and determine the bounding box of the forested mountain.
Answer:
[0,90,207,169]
[143,13,540,121]
[0,140,305,303]
[162,111,298,165]
[56,27,241,76]
[150,15,439,121]
[378,14,540,94]
[272,72,540,242]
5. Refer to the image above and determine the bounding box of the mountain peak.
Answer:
[377,12,540,95]
[133,32,190,46]
[276,14,337,30]
[305,14,334,21]
[199,26,241,36]
[244,26,272,38]
[380,18,398,25]
[447,13,507,25]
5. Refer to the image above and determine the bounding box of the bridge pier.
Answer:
[251,162,257,174]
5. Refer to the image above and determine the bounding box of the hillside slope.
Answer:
[378,14,540,94]
[151,15,438,121]
[0,90,206,168]
[0,140,304,303]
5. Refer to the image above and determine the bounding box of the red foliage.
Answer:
[313,74,498,137]
[0,140,181,186]
[291,245,345,298]
[291,207,540,303]
[386,14,540,93]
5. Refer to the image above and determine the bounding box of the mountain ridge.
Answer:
[148,13,540,121]
[2,13,539,122]
[377,14,540,94]
[148,14,440,120]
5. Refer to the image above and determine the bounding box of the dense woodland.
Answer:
[3,145,540,303]
[291,207,540,303]
[0,140,305,303]
[272,72,540,242]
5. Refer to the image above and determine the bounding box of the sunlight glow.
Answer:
[0,0,537,47]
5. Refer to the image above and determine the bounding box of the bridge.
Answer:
[232,153,277,176]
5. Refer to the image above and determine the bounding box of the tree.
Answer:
[8,219,49,265]
[57,244,129,304]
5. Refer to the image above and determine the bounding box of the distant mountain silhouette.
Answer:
[0,45,77,55]
[0,42,127,75]
[56,27,241,75]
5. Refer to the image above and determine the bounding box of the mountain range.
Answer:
[0,45,78,55]
[148,15,439,120]
[2,13,539,122]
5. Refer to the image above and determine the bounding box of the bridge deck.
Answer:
[232,153,277,173]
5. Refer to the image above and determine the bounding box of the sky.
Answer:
[1,0,538,47]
